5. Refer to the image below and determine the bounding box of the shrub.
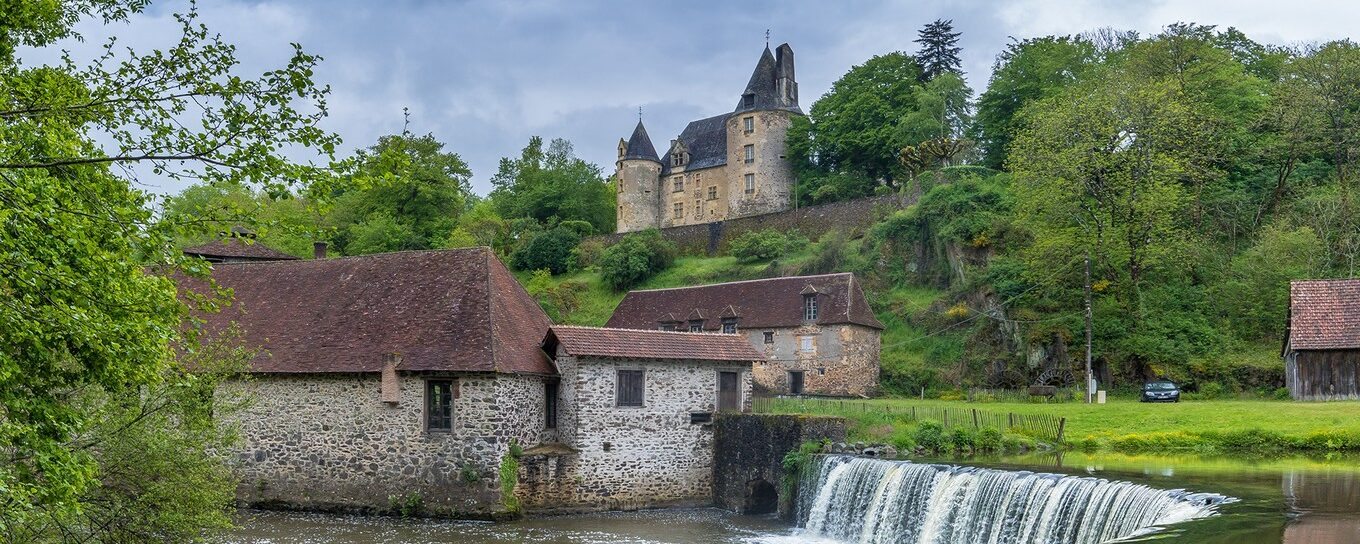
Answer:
[948,427,977,452]
[568,238,607,270]
[798,230,852,275]
[975,427,1003,452]
[598,229,676,291]
[511,227,580,274]
[729,229,804,262]
[557,220,596,237]
[913,421,947,453]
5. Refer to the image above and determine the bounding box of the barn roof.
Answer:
[604,273,883,331]
[183,237,300,262]
[546,326,763,363]
[179,247,554,375]
[1288,279,1360,351]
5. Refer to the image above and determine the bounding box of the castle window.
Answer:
[742,93,755,108]
[721,318,738,334]
[707,186,717,200]
[744,116,755,133]
[744,174,755,194]
[804,294,819,321]
[744,144,755,163]
[695,200,702,217]
[425,380,454,432]
[673,202,683,219]
[673,177,683,192]
[617,370,645,407]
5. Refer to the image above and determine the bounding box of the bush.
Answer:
[568,238,607,270]
[598,229,676,291]
[511,227,581,274]
[798,230,853,275]
[975,427,1003,452]
[913,421,947,453]
[948,427,978,452]
[729,229,805,263]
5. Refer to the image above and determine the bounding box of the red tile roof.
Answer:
[1289,279,1360,350]
[183,237,300,261]
[180,247,554,375]
[547,326,763,363]
[604,273,883,331]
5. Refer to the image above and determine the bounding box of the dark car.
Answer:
[1140,380,1181,403]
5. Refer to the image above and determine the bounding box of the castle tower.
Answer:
[615,120,662,233]
[727,42,802,218]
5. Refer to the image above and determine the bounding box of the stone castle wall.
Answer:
[223,372,549,518]
[517,354,753,513]
[595,192,912,255]
[726,110,796,218]
[746,324,881,398]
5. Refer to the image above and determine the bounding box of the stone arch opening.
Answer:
[742,478,779,515]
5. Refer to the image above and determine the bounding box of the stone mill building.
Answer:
[614,43,803,233]
[177,246,762,517]
[605,273,883,398]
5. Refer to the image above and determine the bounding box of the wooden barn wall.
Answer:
[1287,349,1360,401]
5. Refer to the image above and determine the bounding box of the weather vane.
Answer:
[765,29,770,47]
[638,106,643,121]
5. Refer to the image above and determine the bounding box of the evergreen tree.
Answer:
[914,19,963,80]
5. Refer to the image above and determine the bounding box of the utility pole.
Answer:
[1084,251,1094,404]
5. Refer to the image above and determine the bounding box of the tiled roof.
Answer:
[734,43,801,114]
[179,247,554,375]
[623,120,660,162]
[662,113,730,175]
[605,273,884,331]
[1289,279,1360,350]
[183,237,300,261]
[548,326,763,363]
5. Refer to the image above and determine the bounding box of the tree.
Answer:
[487,137,615,235]
[0,0,335,535]
[786,53,925,199]
[974,36,1097,169]
[597,230,676,291]
[329,131,472,255]
[510,226,581,274]
[160,182,321,258]
[897,73,975,166]
[914,19,963,81]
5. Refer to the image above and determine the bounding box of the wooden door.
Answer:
[718,371,740,412]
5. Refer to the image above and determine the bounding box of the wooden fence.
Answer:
[751,396,1067,444]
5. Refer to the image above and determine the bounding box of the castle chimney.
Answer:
[313,241,328,259]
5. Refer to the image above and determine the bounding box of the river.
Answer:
[225,453,1359,543]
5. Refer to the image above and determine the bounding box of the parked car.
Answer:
[1140,380,1181,402]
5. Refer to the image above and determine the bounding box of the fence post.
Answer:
[1057,417,1067,444]
[912,406,917,421]
[972,408,979,429]
[1008,412,1014,429]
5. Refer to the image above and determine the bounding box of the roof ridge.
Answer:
[484,247,499,373]
[551,324,743,337]
[626,272,852,293]
[203,246,490,267]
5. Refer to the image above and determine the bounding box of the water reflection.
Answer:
[1283,470,1360,543]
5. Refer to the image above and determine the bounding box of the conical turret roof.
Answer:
[622,120,660,163]
[735,44,801,113]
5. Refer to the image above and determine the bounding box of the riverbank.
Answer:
[763,397,1360,455]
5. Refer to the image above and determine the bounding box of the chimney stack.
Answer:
[313,241,328,259]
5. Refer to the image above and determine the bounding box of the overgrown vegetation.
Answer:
[499,440,523,515]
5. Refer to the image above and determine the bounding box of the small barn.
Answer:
[1284,279,1360,401]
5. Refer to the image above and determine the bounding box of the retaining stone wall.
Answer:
[711,414,848,518]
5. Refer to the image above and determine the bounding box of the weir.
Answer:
[795,455,1229,544]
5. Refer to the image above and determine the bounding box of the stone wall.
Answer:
[223,372,549,518]
[615,159,662,233]
[725,110,796,219]
[747,324,881,398]
[711,414,847,518]
[517,353,753,513]
[594,192,912,255]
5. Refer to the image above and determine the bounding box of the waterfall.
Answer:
[795,455,1228,544]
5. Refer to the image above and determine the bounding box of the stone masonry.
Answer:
[748,324,881,398]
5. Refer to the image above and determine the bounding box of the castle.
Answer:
[615,43,804,233]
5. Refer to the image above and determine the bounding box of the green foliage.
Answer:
[458,464,481,484]
[914,19,963,80]
[488,137,615,235]
[975,36,1098,169]
[388,492,423,518]
[797,230,858,276]
[728,229,805,263]
[568,238,608,271]
[1215,225,1325,340]
[511,227,582,274]
[160,182,320,258]
[913,421,948,453]
[499,440,522,515]
[780,440,827,497]
[598,230,676,291]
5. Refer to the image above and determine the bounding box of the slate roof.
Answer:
[623,120,660,162]
[183,237,300,262]
[662,113,730,175]
[547,326,763,363]
[604,273,884,331]
[180,247,554,375]
[1288,279,1360,351]
[734,43,801,114]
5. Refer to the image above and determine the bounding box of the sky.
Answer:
[21,0,1360,197]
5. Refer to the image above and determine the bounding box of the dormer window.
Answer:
[742,93,755,108]
[721,317,738,334]
[689,320,704,332]
[803,294,818,321]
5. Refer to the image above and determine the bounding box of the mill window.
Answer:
[721,317,738,334]
[689,320,704,332]
[426,380,454,432]
[673,202,683,219]
[545,381,559,429]
[804,294,818,321]
[659,323,677,331]
[617,369,645,407]
[763,331,774,344]
[673,177,683,192]
[743,116,755,133]
[707,186,717,200]
[800,336,815,354]
[744,144,755,163]
[745,174,755,194]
